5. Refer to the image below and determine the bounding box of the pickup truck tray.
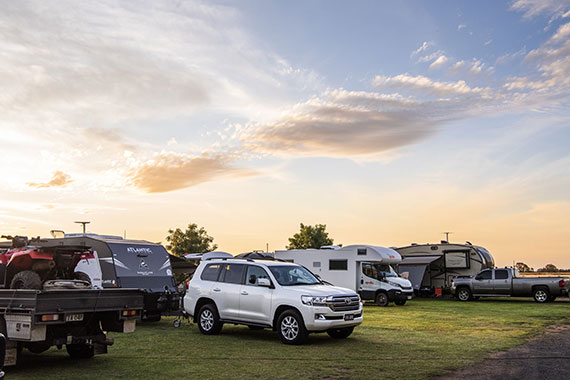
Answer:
[0,288,144,315]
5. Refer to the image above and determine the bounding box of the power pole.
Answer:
[74,221,90,235]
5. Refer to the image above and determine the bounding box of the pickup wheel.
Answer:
[533,287,550,303]
[197,304,223,335]
[327,326,354,339]
[456,287,472,301]
[10,271,42,290]
[277,310,308,345]
[375,292,389,307]
[66,343,94,359]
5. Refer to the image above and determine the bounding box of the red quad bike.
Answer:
[0,235,94,290]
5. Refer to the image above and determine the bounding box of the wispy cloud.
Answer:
[411,41,432,56]
[429,55,449,69]
[128,152,255,193]
[27,171,72,188]
[511,0,570,19]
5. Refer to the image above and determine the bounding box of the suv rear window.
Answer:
[201,264,222,282]
[219,264,245,284]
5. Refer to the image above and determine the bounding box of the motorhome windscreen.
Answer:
[268,265,320,286]
[363,263,397,279]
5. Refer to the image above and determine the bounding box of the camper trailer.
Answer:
[35,234,179,321]
[275,245,414,306]
[395,242,495,294]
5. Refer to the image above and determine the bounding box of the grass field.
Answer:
[7,298,570,380]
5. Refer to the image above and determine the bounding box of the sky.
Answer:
[1,0,570,269]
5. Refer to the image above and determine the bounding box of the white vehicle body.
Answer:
[74,250,103,289]
[184,259,363,344]
[275,245,413,306]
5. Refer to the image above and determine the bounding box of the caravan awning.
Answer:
[398,256,441,290]
[400,256,441,265]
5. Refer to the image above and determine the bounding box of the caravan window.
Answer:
[329,260,348,271]
[357,248,367,255]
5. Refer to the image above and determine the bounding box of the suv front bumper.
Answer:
[301,304,364,332]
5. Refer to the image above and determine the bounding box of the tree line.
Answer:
[165,222,334,256]
[515,262,570,273]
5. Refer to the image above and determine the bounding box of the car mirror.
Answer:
[258,278,271,287]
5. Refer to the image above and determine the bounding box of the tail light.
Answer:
[122,310,137,317]
[186,280,190,289]
[41,314,60,322]
[559,280,565,288]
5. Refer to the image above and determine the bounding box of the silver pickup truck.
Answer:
[451,267,570,303]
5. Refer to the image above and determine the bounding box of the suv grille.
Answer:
[327,295,360,312]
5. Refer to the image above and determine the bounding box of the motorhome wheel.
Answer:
[375,292,389,307]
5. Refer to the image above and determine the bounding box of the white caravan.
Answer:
[275,245,414,306]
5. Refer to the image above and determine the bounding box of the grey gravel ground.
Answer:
[438,324,570,380]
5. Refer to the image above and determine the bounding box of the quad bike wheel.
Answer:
[10,271,42,289]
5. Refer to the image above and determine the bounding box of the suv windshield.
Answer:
[268,265,320,286]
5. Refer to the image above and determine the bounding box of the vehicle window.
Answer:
[495,269,508,280]
[477,270,492,280]
[363,263,378,279]
[329,259,348,271]
[245,265,270,286]
[357,248,367,255]
[201,264,222,282]
[268,265,320,286]
[219,264,245,284]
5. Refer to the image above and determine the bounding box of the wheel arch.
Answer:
[272,305,303,331]
[193,297,217,323]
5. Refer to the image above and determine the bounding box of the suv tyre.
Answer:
[277,310,307,345]
[198,304,223,335]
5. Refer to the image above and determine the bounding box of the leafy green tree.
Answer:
[537,263,558,273]
[166,223,217,257]
[515,262,532,273]
[287,223,335,250]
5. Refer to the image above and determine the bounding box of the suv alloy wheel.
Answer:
[277,310,307,345]
[198,304,223,335]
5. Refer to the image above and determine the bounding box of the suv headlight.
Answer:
[301,295,330,306]
[387,281,401,288]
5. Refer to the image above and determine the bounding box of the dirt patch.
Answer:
[437,325,570,380]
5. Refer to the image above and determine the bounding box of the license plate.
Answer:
[407,296,412,300]
[344,314,354,321]
[66,313,84,322]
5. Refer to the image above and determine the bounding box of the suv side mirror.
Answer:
[258,278,271,287]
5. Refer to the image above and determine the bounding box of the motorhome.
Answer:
[395,241,495,294]
[35,233,179,321]
[275,245,414,306]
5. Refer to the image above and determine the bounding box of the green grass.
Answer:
[7,298,570,380]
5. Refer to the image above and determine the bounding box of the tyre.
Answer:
[66,343,94,359]
[395,300,406,306]
[327,326,354,339]
[197,304,222,335]
[533,287,550,303]
[375,292,389,307]
[10,271,42,289]
[73,271,92,286]
[456,287,472,302]
[277,310,308,345]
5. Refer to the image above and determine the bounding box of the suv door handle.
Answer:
[241,291,248,295]
[213,288,221,292]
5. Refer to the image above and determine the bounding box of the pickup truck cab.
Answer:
[451,267,570,303]
[184,258,363,344]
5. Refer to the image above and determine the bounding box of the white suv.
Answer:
[184,258,363,344]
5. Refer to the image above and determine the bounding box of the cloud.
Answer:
[128,152,254,193]
[511,0,570,19]
[374,74,484,96]
[238,84,501,159]
[27,171,72,188]
[429,55,449,69]
[450,59,494,76]
[457,24,467,31]
[411,41,432,56]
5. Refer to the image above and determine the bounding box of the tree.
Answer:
[515,262,532,273]
[537,263,558,273]
[165,223,217,257]
[287,223,335,250]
